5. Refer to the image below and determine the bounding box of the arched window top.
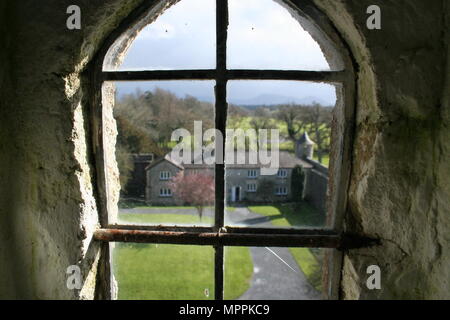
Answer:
[94,0,356,301]
[102,0,347,72]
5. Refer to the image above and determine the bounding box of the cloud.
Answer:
[227,0,329,70]
[138,22,177,40]
[116,0,335,104]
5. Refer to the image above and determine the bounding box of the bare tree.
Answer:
[276,104,309,142]
[249,108,277,150]
[303,104,332,163]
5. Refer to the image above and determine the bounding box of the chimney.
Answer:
[295,132,315,160]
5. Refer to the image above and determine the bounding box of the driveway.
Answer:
[230,207,321,300]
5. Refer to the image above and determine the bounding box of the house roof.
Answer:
[145,153,184,171]
[145,151,312,170]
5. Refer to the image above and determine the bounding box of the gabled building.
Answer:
[145,148,315,205]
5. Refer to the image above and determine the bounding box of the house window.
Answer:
[277,169,288,178]
[247,170,257,178]
[159,188,172,197]
[275,186,288,195]
[93,0,356,301]
[247,183,257,192]
[159,171,171,180]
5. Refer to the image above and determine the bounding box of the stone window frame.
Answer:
[159,188,172,197]
[275,186,288,196]
[159,171,171,181]
[247,182,257,193]
[88,0,361,300]
[247,169,258,178]
[277,169,288,178]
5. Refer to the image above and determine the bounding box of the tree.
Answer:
[303,104,332,164]
[276,104,309,142]
[257,179,275,202]
[115,145,134,191]
[248,108,277,151]
[291,165,305,201]
[170,172,215,220]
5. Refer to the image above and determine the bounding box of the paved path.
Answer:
[120,206,321,300]
[230,207,321,300]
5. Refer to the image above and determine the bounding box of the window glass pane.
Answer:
[105,80,216,226]
[225,80,336,228]
[224,246,326,300]
[104,0,216,71]
[112,244,215,299]
[227,0,330,71]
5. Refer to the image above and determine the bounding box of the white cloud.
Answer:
[118,0,334,103]
[228,0,329,70]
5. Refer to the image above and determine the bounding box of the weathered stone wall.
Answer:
[0,0,448,299]
[314,0,450,299]
[0,0,146,299]
[304,161,328,213]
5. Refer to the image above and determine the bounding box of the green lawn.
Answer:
[289,248,323,291]
[313,154,330,167]
[248,203,324,291]
[113,243,252,300]
[119,201,236,212]
[224,247,253,300]
[248,202,325,228]
[114,204,324,298]
[119,213,213,225]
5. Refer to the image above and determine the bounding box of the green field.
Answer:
[119,212,213,225]
[114,212,253,299]
[113,244,252,300]
[114,204,324,299]
[289,248,323,291]
[248,202,325,227]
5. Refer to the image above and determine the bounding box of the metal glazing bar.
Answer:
[226,69,345,82]
[214,246,224,300]
[94,228,342,248]
[101,69,344,82]
[214,0,229,301]
[102,69,217,81]
[107,224,336,236]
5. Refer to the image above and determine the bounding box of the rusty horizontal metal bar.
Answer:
[101,69,345,83]
[107,224,336,235]
[94,228,342,248]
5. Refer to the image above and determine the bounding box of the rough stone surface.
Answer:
[315,0,450,299]
[0,0,448,299]
[0,0,145,299]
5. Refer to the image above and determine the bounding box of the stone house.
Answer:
[145,135,317,205]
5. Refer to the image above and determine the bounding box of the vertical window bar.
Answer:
[214,245,224,300]
[214,0,228,301]
[215,0,228,229]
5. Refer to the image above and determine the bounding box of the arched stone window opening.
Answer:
[89,0,356,300]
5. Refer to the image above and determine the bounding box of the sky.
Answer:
[112,0,336,105]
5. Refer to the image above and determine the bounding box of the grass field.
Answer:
[113,243,253,300]
[119,212,213,225]
[289,248,323,291]
[248,202,325,228]
[114,203,324,299]
[114,212,253,299]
